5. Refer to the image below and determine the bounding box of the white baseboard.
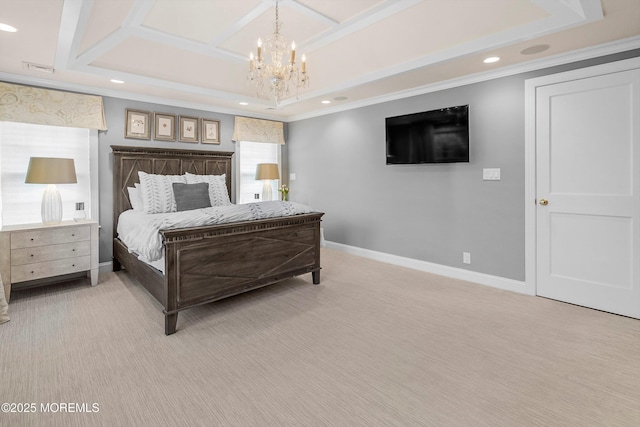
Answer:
[99,262,113,274]
[324,241,531,295]
[100,243,528,295]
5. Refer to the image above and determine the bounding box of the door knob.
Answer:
[539,199,548,206]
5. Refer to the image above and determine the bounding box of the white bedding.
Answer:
[117,210,167,272]
[117,201,316,270]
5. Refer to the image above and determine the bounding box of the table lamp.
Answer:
[255,163,279,201]
[25,157,77,225]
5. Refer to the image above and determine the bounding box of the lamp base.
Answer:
[262,181,274,201]
[42,184,63,225]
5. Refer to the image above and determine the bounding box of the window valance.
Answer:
[0,82,107,130]
[232,116,285,144]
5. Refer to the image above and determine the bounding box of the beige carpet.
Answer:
[1,248,638,426]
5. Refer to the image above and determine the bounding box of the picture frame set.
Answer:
[125,109,220,144]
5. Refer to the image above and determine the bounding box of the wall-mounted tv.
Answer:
[386,105,469,164]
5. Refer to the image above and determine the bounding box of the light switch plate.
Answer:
[290,173,296,181]
[483,168,501,180]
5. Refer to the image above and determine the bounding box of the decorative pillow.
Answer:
[138,171,187,214]
[172,182,212,211]
[185,172,231,206]
[127,185,144,211]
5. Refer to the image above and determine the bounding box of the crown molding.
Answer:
[2,37,638,123]
[288,36,640,122]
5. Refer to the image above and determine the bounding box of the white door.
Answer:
[535,67,640,318]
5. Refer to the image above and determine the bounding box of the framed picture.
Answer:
[125,109,151,140]
[201,119,220,144]
[178,116,199,143]
[154,113,176,141]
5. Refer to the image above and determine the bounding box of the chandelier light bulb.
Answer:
[257,38,262,61]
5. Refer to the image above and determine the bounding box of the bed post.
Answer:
[165,313,178,335]
[164,234,179,335]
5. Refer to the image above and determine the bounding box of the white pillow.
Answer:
[127,185,144,211]
[138,171,187,213]
[185,172,231,206]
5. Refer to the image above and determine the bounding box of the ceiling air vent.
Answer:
[22,62,54,74]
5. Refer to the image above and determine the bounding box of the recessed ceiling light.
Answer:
[321,100,331,104]
[0,23,18,33]
[520,44,550,55]
[239,102,249,106]
[483,56,500,64]
[110,79,124,84]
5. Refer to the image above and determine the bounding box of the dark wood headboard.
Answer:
[111,145,234,239]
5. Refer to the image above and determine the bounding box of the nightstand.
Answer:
[0,220,99,303]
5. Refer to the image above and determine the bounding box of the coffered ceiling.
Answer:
[0,0,639,121]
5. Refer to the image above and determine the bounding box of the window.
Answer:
[0,122,98,227]
[235,141,281,204]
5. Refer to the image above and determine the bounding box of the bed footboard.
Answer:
[160,212,323,334]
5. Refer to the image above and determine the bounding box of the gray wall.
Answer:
[287,49,640,281]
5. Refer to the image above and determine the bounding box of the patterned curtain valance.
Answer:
[0,82,107,130]
[231,116,285,144]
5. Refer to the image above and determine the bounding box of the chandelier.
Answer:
[247,0,309,105]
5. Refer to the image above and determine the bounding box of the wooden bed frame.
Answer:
[111,145,323,335]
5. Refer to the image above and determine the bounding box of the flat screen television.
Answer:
[385,105,469,164]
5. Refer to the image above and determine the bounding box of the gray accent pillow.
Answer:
[172,182,212,211]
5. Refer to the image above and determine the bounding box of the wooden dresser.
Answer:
[0,220,99,303]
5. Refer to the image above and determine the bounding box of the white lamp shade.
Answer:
[25,157,77,184]
[255,163,280,180]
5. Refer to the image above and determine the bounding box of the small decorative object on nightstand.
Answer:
[255,163,279,201]
[73,202,86,222]
[278,184,289,201]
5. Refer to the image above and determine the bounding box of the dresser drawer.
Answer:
[11,225,89,249]
[11,256,91,283]
[11,241,91,266]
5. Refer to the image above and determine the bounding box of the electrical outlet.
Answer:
[463,252,471,264]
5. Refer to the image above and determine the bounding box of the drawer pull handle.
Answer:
[72,264,75,267]
[31,271,34,274]
[30,238,34,241]
[30,254,34,257]
[71,234,75,237]
[72,249,75,252]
